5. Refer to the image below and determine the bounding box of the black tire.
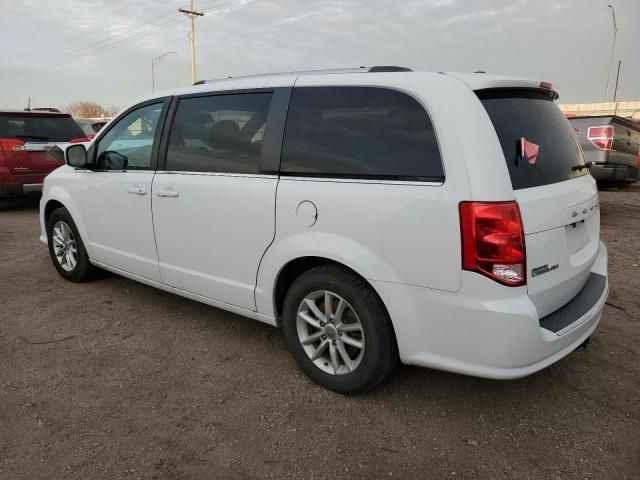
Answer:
[282,265,398,394]
[46,207,96,282]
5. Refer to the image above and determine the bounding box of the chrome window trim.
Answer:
[278,175,444,187]
[153,171,442,185]
[155,170,278,179]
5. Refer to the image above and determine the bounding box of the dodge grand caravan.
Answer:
[39,67,608,393]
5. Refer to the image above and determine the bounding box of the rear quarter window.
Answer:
[281,86,444,181]
[478,90,587,190]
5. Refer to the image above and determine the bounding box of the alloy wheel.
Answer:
[296,290,365,375]
[52,221,78,272]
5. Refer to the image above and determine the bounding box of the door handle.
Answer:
[156,189,179,198]
[127,185,147,195]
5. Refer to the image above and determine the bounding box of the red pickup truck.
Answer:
[0,110,88,198]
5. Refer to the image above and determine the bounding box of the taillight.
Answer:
[459,201,526,287]
[70,137,91,143]
[587,126,614,151]
[0,138,26,151]
[0,139,25,166]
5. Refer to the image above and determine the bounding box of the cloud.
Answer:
[0,0,638,108]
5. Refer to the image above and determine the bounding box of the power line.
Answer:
[4,7,176,66]
[0,0,245,76]
[1,17,184,76]
[1,0,263,77]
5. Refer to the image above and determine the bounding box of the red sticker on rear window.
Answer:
[520,137,539,165]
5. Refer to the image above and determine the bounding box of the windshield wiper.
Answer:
[571,162,593,171]
[15,134,50,141]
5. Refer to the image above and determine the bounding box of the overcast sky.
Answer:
[1,0,638,111]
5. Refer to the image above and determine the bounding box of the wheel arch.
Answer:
[42,187,93,257]
[273,256,334,318]
[44,199,66,224]
[271,257,395,338]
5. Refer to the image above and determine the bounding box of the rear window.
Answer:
[281,86,444,181]
[478,90,587,190]
[0,114,85,142]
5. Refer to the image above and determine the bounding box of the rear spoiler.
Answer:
[444,73,560,100]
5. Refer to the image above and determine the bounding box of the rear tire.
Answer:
[46,207,96,282]
[282,265,398,394]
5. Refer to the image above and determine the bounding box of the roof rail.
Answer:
[195,66,413,85]
[368,66,413,72]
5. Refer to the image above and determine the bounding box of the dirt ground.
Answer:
[0,188,638,480]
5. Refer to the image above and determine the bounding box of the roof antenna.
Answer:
[25,97,31,112]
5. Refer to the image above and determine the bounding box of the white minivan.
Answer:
[40,67,608,393]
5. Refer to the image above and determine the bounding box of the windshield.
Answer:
[0,114,85,142]
[478,89,586,190]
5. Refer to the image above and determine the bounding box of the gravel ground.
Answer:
[0,188,639,480]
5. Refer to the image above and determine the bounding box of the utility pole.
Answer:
[604,4,617,102]
[613,60,622,102]
[179,0,204,85]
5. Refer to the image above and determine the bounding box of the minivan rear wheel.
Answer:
[282,265,398,394]
[47,207,96,282]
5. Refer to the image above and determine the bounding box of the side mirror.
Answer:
[66,144,88,167]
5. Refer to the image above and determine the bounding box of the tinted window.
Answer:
[166,93,272,174]
[95,103,163,170]
[0,114,84,141]
[478,90,586,190]
[75,119,94,136]
[281,87,443,181]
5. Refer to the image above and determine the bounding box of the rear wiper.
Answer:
[571,162,593,171]
[15,134,50,141]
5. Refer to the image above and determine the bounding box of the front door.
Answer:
[80,100,168,282]
[152,89,289,310]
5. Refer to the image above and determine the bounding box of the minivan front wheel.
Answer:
[51,220,78,272]
[282,265,398,394]
[47,207,96,282]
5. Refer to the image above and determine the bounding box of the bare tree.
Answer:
[66,101,108,118]
[105,105,121,117]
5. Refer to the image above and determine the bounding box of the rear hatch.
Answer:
[0,112,86,177]
[478,89,600,318]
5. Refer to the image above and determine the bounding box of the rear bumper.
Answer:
[0,168,43,197]
[0,182,43,197]
[373,242,608,379]
[591,164,638,184]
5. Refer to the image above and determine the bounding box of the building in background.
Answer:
[559,101,640,120]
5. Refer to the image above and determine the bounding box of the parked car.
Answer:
[39,67,608,393]
[0,110,89,198]
[568,115,640,188]
[74,118,108,138]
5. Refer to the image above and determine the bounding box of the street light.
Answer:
[604,4,617,102]
[151,52,177,92]
[613,60,622,103]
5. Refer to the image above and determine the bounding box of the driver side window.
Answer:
[95,103,164,170]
